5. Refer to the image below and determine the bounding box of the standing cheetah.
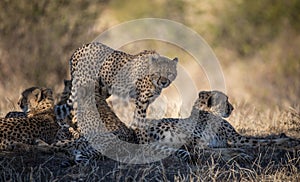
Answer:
[67,42,178,126]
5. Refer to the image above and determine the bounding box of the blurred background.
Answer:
[0,0,299,123]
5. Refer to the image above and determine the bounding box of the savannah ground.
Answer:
[0,1,299,181]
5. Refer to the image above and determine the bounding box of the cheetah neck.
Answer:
[188,107,213,122]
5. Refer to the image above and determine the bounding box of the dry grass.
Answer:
[229,103,300,137]
[0,146,299,181]
[0,150,298,181]
[0,103,299,181]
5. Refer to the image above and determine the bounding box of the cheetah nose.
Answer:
[161,80,168,85]
[158,77,170,87]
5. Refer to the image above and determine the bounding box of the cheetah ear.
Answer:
[173,57,178,63]
[32,88,42,102]
[198,91,207,97]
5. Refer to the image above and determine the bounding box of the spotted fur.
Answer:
[136,91,296,156]
[68,42,178,125]
[0,87,60,150]
[5,111,26,118]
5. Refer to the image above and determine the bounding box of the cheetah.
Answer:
[3,82,79,141]
[67,42,178,126]
[52,42,178,162]
[136,90,298,156]
[0,87,62,150]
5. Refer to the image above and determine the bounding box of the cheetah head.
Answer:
[149,55,178,88]
[18,87,54,116]
[193,90,234,118]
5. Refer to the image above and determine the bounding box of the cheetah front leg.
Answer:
[132,90,159,128]
[132,78,161,126]
[134,95,150,120]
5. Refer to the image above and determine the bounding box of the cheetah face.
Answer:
[194,91,234,118]
[18,87,40,113]
[149,56,178,88]
[18,87,54,114]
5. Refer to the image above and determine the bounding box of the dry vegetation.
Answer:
[0,0,299,181]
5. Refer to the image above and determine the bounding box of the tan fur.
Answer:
[0,87,60,150]
[68,42,178,123]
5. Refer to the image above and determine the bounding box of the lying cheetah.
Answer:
[68,42,178,124]
[3,82,79,141]
[0,87,61,150]
[137,91,298,155]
